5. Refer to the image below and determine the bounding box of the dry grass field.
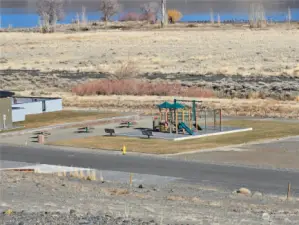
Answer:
[1,24,299,119]
[1,25,299,76]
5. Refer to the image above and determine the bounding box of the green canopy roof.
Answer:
[170,102,185,109]
[157,101,185,109]
[157,101,173,109]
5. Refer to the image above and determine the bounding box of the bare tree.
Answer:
[99,0,120,22]
[37,0,65,26]
[249,3,266,28]
[287,7,292,24]
[141,2,159,15]
[140,2,160,23]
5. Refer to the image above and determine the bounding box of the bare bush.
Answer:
[99,0,121,22]
[37,0,64,31]
[249,3,267,28]
[71,79,215,97]
[119,12,140,22]
[113,61,139,80]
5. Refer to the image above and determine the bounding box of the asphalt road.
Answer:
[1,144,298,195]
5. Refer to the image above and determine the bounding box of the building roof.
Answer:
[0,90,15,98]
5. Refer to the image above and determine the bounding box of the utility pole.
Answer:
[161,0,166,27]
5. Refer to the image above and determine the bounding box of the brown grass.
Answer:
[49,120,299,154]
[15,110,121,129]
[109,188,130,196]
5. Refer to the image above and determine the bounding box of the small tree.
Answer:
[37,0,64,26]
[249,3,266,28]
[99,0,120,22]
[167,9,182,24]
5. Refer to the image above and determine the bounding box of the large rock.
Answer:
[237,187,251,195]
[262,212,270,221]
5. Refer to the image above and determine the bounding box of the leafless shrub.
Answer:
[113,60,139,80]
[249,3,267,28]
[37,0,64,32]
[99,0,121,22]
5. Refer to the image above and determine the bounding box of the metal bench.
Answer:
[105,128,115,136]
[141,130,153,138]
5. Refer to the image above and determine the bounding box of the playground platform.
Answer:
[118,126,253,141]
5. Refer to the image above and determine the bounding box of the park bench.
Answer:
[105,128,115,136]
[77,126,95,133]
[141,129,153,139]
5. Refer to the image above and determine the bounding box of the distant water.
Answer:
[1,0,299,28]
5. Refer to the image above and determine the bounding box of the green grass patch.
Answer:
[49,120,299,154]
[1,111,121,133]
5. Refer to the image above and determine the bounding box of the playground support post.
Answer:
[219,109,222,131]
[182,110,185,134]
[214,110,216,130]
[175,109,178,134]
[189,109,191,128]
[204,110,207,130]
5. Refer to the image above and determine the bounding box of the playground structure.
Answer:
[153,99,222,135]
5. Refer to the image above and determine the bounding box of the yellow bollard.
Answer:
[122,145,127,155]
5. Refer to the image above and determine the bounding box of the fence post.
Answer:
[287,182,291,200]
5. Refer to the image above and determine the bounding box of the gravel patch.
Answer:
[1,171,299,224]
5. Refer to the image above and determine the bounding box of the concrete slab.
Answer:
[0,160,178,185]
[118,126,253,141]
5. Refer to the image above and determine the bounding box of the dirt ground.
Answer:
[1,171,299,225]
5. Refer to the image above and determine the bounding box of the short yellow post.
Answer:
[122,145,127,155]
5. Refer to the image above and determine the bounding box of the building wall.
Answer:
[0,98,13,130]
[13,101,43,115]
[12,107,26,122]
[12,98,62,115]
[45,99,63,112]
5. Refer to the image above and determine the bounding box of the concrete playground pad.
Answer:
[117,126,253,141]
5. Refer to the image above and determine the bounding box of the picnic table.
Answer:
[119,120,137,128]
[76,126,95,133]
[141,129,153,138]
[105,128,115,136]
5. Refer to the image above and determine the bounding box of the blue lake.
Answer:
[1,7,299,28]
